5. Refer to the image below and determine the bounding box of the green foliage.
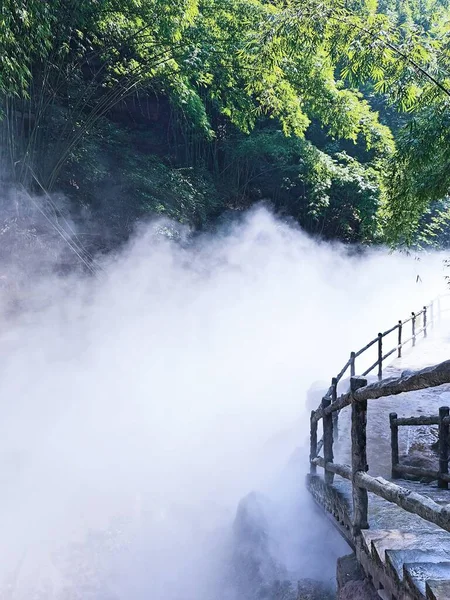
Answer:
[415,199,450,248]
[220,129,382,241]
[0,0,54,96]
[2,0,450,246]
[382,101,450,244]
[247,0,450,244]
[58,116,221,242]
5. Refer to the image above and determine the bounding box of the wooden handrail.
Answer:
[311,358,450,424]
[391,415,440,426]
[310,368,450,536]
[381,323,401,337]
[392,464,450,483]
[335,356,354,383]
[390,406,450,488]
[314,295,445,415]
[308,294,450,538]
[354,336,379,358]
[358,472,450,533]
[311,458,450,533]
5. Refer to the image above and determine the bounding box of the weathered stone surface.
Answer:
[401,445,439,482]
[258,579,334,600]
[336,553,378,600]
[337,553,364,589]
[404,561,450,597]
[232,490,337,600]
[232,491,280,594]
[426,579,450,600]
[337,579,379,600]
[296,579,335,599]
[398,424,441,482]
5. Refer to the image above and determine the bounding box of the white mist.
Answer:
[0,208,445,598]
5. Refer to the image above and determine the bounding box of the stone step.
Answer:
[360,529,408,556]
[403,562,450,598]
[385,549,450,585]
[426,579,450,600]
[360,529,450,565]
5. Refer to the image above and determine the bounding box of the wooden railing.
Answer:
[309,364,450,535]
[389,408,450,488]
[316,296,445,455]
[309,298,450,539]
[321,297,444,409]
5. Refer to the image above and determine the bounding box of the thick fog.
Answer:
[0,206,446,599]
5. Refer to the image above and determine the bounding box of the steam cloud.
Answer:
[0,206,445,598]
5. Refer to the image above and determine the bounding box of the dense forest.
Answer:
[1,0,450,253]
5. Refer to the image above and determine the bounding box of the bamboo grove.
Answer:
[1,0,450,246]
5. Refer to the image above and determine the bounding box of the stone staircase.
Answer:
[360,528,450,600]
[313,475,450,599]
[356,479,450,600]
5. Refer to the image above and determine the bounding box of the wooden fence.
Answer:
[389,408,450,489]
[321,297,443,410]
[309,295,450,538]
[316,296,445,456]
[310,364,450,536]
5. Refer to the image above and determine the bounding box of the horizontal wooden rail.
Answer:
[312,359,450,424]
[308,294,450,540]
[362,358,380,378]
[354,337,379,358]
[312,457,351,479]
[381,347,397,362]
[392,463,450,483]
[392,415,440,426]
[335,356,354,383]
[312,459,450,533]
[357,472,450,533]
[390,406,449,489]
[381,323,401,337]
[314,296,446,417]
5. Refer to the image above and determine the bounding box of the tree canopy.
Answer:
[1,0,450,248]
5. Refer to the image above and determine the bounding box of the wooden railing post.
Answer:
[412,312,416,347]
[438,406,449,490]
[350,352,356,377]
[351,376,369,535]
[331,377,338,440]
[310,411,318,475]
[423,306,427,338]
[377,333,383,380]
[390,412,399,479]
[397,321,402,358]
[322,395,334,485]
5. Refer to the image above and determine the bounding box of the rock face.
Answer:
[337,580,379,600]
[232,491,281,596]
[231,491,335,600]
[336,553,378,600]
